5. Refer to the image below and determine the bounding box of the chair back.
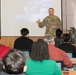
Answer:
[66,52,73,58]
[56,61,63,70]
[22,51,29,57]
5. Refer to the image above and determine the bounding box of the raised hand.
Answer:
[36,18,41,24]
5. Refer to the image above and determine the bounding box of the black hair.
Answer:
[3,49,26,74]
[56,29,62,38]
[62,34,70,42]
[20,28,29,36]
[31,39,49,61]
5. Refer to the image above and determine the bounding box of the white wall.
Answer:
[62,0,76,31]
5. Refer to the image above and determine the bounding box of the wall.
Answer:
[62,0,76,31]
[1,36,76,49]
[0,36,44,48]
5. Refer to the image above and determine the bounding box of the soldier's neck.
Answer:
[50,15,54,17]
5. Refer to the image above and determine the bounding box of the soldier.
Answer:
[36,8,62,38]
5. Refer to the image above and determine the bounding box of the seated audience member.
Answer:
[25,39,61,75]
[0,45,10,59]
[1,49,27,75]
[58,33,76,57]
[45,37,72,68]
[54,29,63,47]
[14,28,33,55]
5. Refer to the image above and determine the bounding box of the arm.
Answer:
[14,40,17,49]
[36,18,47,28]
[0,47,10,59]
[63,51,72,68]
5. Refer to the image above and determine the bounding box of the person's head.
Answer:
[31,39,49,61]
[20,28,29,37]
[44,37,55,45]
[62,34,71,42]
[3,49,27,74]
[48,8,54,16]
[56,29,62,38]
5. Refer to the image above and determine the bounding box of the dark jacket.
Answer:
[14,36,33,54]
[58,43,76,57]
[54,37,63,47]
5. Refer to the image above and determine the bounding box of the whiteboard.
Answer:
[1,0,61,36]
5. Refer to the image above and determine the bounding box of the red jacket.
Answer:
[0,45,10,59]
[48,44,72,68]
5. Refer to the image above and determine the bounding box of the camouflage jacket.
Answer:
[38,15,61,37]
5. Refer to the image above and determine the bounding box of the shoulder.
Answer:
[42,60,56,65]
[26,58,32,62]
[58,43,64,47]
[44,16,50,20]
[27,38,33,41]
[26,58,35,65]
[69,43,75,47]
[14,37,22,41]
[54,15,59,18]
[43,60,56,66]
[54,15,60,19]
[0,45,10,50]
[59,48,67,55]
[47,60,56,63]
[55,37,61,40]
[26,38,33,43]
[48,44,57,49]
[45,60,58,67]
[26,59,56,63]
[55,46,65,54]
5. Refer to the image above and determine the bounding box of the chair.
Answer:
[19,49,30,57]
[56,61,63,70]
[22,51,29,57]
[66,53,73,58]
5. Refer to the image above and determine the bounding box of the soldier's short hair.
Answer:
[49,8,54,11]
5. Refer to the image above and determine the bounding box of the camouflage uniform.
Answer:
[38,15,61,37]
